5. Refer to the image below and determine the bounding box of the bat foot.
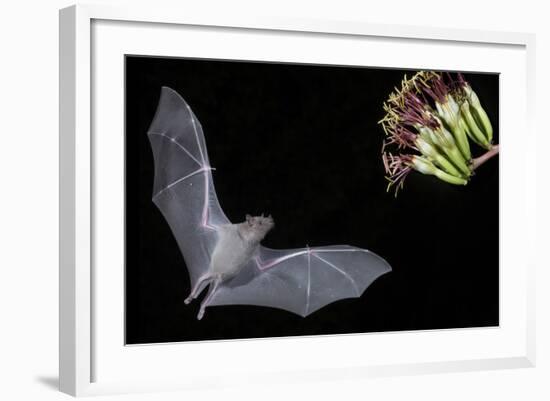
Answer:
[197,308,205,320]
[184,296,193,305]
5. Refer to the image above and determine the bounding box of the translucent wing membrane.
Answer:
[147,87,231,286]
[210,245,391,317]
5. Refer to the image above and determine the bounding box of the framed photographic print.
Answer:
[59,4,536,396]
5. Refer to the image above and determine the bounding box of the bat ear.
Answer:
[245,214,252,222]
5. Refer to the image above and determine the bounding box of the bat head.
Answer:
[244,213,275,241]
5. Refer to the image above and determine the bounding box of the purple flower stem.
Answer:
[471,144,500,170]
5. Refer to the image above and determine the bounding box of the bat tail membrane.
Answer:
[147,87,231,290]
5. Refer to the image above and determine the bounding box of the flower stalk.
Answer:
[380,71,498,195]
[471,144,500,170]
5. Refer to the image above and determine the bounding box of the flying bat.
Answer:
[147,87,391,320]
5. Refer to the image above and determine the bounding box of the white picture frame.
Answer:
[59,4,536,397]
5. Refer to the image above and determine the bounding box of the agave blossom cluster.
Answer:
[380,71,496,195]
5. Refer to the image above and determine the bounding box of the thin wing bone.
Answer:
[209,245,391,317]
[147,87,231,287]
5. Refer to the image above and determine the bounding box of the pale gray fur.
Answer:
[210,215,274,279]
[185,215,274,319]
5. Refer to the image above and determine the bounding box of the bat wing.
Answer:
[209,245,391,317]
[147,87,230,288]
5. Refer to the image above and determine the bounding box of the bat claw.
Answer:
[184,296,193,305]
[197,308,205,320]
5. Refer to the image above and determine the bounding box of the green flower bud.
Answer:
[460,101,491,150]
[434,95,471,161]
[411,156,468,186]
[463,85,493,144]
[415,137,464,178]
[420,125,470,177]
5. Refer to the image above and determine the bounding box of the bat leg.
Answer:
[185,274,212,304]
[197,278,221,320]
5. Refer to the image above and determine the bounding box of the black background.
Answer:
[125,56,499,344]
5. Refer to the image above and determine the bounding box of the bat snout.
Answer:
[262,215,275,230]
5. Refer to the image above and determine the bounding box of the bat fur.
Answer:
[184,214,274,319]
